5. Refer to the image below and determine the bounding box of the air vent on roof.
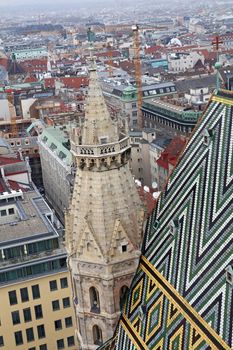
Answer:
[9,222,18,226]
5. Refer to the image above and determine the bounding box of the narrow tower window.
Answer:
[93,325,103,345]
[90,287,100,313]
[120,285,129,310]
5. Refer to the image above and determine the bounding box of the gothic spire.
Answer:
[82,61,118,145]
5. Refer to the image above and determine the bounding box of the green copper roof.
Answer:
[143,101,201,124]
[99,89,233,350]
[40,126,72,166]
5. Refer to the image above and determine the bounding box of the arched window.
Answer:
[119,285,129,310]
[90,287,100,313]
[93,325,103,345]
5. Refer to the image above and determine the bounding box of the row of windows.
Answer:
[57,336,75,348]
[49,277,68,291]
[29,345,47,350]
[12,305,43,324]
[0,208,15,217]
[10,296,70,326]
[89,285,129,314]
[14,332,75,349]
[54,317,73,330]
[0,258,66,284]
[14,325,45,345]
[9,285,40,305]
[0,239,59,261]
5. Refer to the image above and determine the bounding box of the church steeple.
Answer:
[65,60,144,349]
[82,62,118,145]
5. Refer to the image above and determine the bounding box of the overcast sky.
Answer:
[0,0,114,5]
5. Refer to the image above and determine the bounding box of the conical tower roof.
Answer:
[66,60,144,263]
[82,62,118,145]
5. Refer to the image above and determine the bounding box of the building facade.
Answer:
[102,82,177,128]
[38,126,74,223]
[0,165,78,350]
[65,62,144,349]
[142,98,201,135]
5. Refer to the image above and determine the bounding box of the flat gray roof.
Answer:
[0,190,58,247]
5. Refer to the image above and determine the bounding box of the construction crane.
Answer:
[131,24,168,130]
[106,42,114,77]
[132,24,143,130]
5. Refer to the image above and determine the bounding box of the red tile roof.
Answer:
[95,50,121,58]
[137,187,157,216]
[44,76,89,89]
[24,75,38,83]
[0,156,22,166]
[145,45,164,55]
[0,57,9,69]
[21,59,48,73]
[157,136,186,169]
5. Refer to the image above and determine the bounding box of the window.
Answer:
[39,345,47,350]
[9,208,15,215]
[15,331,23,346]
[9,290,17,305]
[60,277,68,289]
[62,297,70,308]
[119,285,129,310]
[121,244,127,253]
[57,339,64,349]
[12,311,20,325]
[65,316,72,328]
[52,300,60,311]
[67,336,75,347]
[0,210,7,217]
[50,280,57,291]
[26,328,34,342]
[93,325,103,345]
[23,308,32,322]
[28,347,36,350]
[0,336,4,347]
[34,305,43,319]
[100,137,108,144]
[32,285,40,299]
[54,319,62,331]
[20,287,29,302]
[37,325,45,339]
[90,287,100,313]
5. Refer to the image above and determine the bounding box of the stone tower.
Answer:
[65,61,144,350]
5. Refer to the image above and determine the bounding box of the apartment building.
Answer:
[0,157,78,350]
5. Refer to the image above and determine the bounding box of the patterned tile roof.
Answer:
[99,89,233,350]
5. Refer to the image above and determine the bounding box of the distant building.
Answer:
[167,51,204,72]
[6,136,43,189]
[143,97,202,135]
[129,129,156,186]
[156,136,186,189]
[12,48,48,62]
[102,81,177,128]
[38,126,74,223]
